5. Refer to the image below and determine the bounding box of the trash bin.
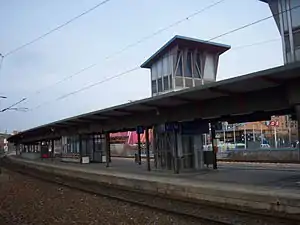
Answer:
[203,151,214,167]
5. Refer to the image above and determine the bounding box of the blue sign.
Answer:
[181,120,209,135]
[164,122,179,132]
[136,126,144,134]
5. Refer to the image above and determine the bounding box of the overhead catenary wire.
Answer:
[28,36,282,111]
[0,0,112,104]
[28,3,300,110]
[0,98,27,113]
[230,38,281,51]
[27,0,229,96]
[6,2,300,112]
[29,66,141,111]
[2,0,113,58]
[103,0,227,60]
[2,0,228,111]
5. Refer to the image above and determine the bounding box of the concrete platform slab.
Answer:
[5,156,300,218]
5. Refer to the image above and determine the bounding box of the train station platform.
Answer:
[5,155,300,219]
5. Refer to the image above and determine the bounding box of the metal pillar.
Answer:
[173,129,179,174]
[108,137,111,163]
[211,123,218,170]
[153,127,158,169]
[145,128,151,171]
[137,131,142,165]
[79,135,82,163]
[39,142,43,159]
[105,132,110,167]
[15,144,19,155]
[92,134,95,163]
[296,105,300,161]
[51,139,54,160]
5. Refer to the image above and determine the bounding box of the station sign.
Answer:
[268,120,279,127]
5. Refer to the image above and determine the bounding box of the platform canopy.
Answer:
[8,62,300,143]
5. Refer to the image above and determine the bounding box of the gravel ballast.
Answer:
[0,169,214,225]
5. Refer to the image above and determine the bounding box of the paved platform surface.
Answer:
[6,155,300,217]
[12,156,300,190]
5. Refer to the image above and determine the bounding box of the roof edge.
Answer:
[141,35,231,69]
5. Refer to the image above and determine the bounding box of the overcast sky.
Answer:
[0,0,282,133]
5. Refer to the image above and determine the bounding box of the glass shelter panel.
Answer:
[66,135,80,153]
[94,134,106,162]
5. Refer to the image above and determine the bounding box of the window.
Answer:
[291,0,300,28]
[94,134,104,152]
[151,62,157,80]
[163,54,169,75]
[184,52,192,77]
[293,29,300,48]
[284,34,291,51]
[152,80,157,94]
[195,53,201,78]
[163,76,169,91]
[157,59,163,78]
[169,75,173,89]
[158,78,163,92]
[175,51,183,76]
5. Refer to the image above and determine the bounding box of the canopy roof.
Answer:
[8,62,300,143]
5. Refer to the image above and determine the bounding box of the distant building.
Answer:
[215,115,298,148]
[0,133,10,153]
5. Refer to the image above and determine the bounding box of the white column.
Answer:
[261,124,263,145]
[274,126,278,148]
[244,125,247,149]
[204,134,207,148]
[288,117,292,146]
[233,124,236,146]
[296,105,300,160]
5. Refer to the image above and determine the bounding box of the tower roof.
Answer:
[140,35,230,68]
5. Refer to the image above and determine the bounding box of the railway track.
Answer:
[2,160,299,225]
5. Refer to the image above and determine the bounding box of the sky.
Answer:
[0,0,283,133]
